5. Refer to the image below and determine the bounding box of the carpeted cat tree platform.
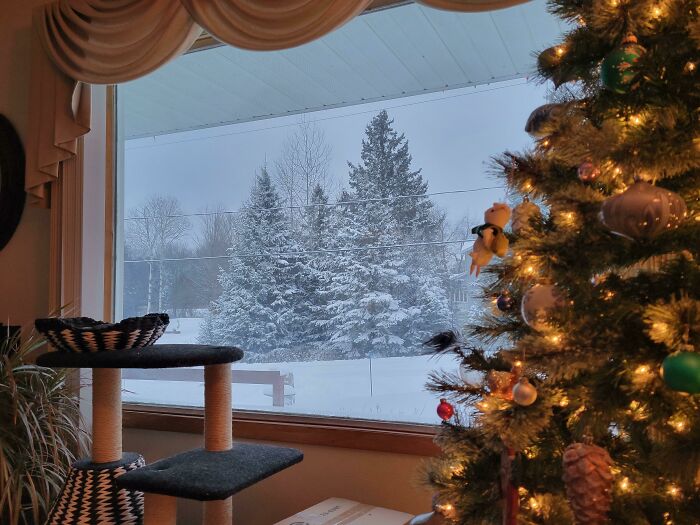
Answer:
[37,344,303,525]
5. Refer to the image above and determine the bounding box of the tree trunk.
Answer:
[158,260,163,311]
[146,262,153,313]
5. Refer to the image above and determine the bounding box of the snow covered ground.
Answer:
[123,318,466,424]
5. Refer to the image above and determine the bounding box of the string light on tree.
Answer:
[666,483,682,500]
[618,477,632,493]
[547,333,563,346]
[667,414,689,434]
[634,364,651,375]
[435,502,457,519]
[528,496,541,514]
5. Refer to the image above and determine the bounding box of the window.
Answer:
[115,0,561,424]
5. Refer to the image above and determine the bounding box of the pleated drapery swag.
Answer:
[28,0,530,207]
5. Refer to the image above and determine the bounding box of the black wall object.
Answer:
[0,114,25,251]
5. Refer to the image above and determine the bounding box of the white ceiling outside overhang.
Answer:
[120,0,564,140]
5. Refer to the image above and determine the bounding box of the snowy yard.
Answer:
[123,318,465,424]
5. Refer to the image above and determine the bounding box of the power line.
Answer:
[124,238,474,264]
[125,80,528,150]
[124,186,503,220]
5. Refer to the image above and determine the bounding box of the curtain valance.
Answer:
[28,0,531,207]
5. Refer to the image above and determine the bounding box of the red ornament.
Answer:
[437,398,454,421]
[577,161,600,182]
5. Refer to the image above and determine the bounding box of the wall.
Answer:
[1,6,432,523]
[0,0,52,326]
[125,428,431,524]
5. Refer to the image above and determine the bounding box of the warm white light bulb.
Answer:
[635,365,650,375]
[619,477,631,492]
[666,484,681,499]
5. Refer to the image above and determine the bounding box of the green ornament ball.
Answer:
[662,352,700,394]
[601,35,645,94]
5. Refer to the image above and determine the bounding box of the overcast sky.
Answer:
[123,78,547,235]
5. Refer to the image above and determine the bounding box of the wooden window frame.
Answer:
[123,404,439,456]
[107,0,439,457]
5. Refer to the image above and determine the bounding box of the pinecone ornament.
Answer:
[562,441,613,525]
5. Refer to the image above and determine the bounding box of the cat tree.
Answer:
[37,344,303,525]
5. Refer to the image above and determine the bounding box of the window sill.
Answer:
[123,404,439,457]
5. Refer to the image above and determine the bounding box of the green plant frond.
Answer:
[0,329,86,524]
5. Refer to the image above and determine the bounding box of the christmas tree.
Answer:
[423,1,700,523]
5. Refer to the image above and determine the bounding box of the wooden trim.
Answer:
[48,144,83,316]
[48,174,62,313]
[123,404,439,457]
[103,86,116,322]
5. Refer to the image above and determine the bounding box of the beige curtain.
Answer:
[419,0,530,11]
[180,0,373,51]
[28,0,531,207]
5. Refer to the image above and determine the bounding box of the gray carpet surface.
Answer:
[36,344,244,368]
[115,444,303,500]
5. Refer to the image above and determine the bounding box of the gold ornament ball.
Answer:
[521,283,567,332]
[512,377,538,406]
[600,181,687,240]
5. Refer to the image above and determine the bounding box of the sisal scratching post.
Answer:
[204,363,233,524]
[204,499,233,525]
[204,363,233,451]
[92,368,122,463]
[145,493,177,525]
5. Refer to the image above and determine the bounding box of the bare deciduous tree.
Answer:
[274,118,331,226]
[126,195,190,312]
[194,205,239,305]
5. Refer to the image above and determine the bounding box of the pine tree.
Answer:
[328,111,451,358]
[200,168,303,360]
[298,184,335,355]
[424,2,700,524]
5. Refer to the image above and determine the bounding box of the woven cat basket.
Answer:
[48,453,145,525]
[35,314,169,353]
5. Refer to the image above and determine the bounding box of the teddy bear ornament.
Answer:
[469,202,511,276]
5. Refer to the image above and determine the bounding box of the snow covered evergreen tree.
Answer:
[327,111,451,358]
[200,168,304,360]
[298,184,335,355]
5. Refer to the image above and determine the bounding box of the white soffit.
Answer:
[120,0,564,139]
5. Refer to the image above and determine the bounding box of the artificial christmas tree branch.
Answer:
[423,0,700,522]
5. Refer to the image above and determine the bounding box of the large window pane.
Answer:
[116,1,560,424]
